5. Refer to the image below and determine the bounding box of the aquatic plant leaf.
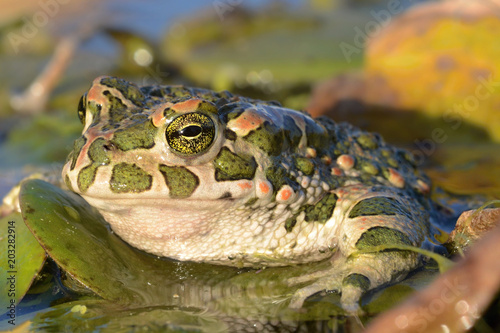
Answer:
[0,213,46,317]
[19,179,244,306]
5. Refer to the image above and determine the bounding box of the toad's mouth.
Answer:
[63,161,257,204]
[80,193,238,210]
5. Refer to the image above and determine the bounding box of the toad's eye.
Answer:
[179,125,202,138]
[166,113,215,155]
[77,93,87,124]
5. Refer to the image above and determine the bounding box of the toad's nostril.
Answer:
[103,142,116,151]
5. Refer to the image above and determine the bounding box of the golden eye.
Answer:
[77,93,87,124]
[166,113,215,155]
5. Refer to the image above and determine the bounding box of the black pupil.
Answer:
[180,125,202,137]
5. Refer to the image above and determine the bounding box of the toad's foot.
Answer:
[288,250,419,314]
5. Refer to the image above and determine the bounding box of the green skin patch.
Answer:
[103,91,134,125]
[159,165,199,198]
[111,119,157,151]
[86,101,102,125]
[76,138,110,192]
[164,86,194,99]
[224,129,237,141]
[360,160,379,176]
[294,157,315,176]
[87,138,111,165]
[100,77,145,107]
[213,147,257,181]
[77,165,98,193]
[303,192,338,223]
[69,137,87,170]
[333,139,351,156]
[155,86,235,107]
[284,216,298,233]
[196,101,218,114]
[265,163,295,192]
[342,273,370,291]
[244,121,283,156]
[241,114,302,156]
[285,193,338,232]
[380,149,400,168]
[356,226,412,250]
[355,227,414,262]
[349,197,404,219]
[110,163,153,193]
[163,107,175,119]
[220,104,246,122]
[282,115,303,149]
[304,117,328,150]
[356,134,379,150]
[245,197,258,207]
[64,175,74,192]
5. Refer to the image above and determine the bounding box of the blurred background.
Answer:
[0,0,499,199]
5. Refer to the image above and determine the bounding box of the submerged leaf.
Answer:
[28,299,230,332]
